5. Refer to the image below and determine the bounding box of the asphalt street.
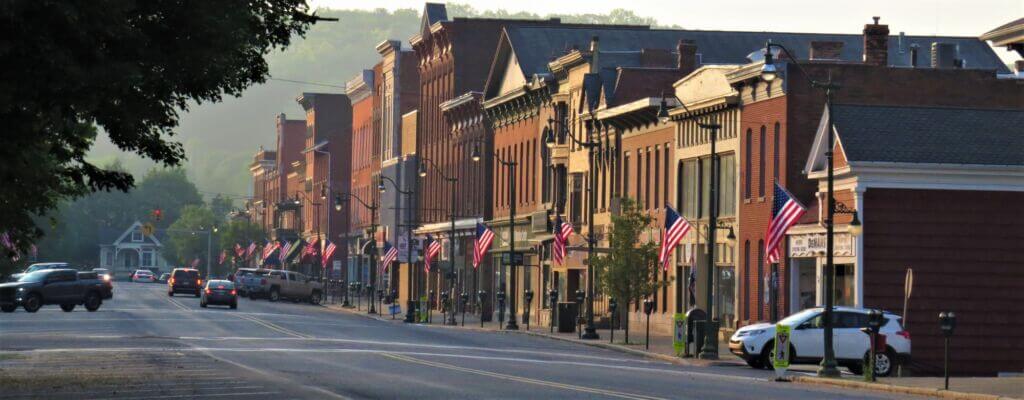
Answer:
[0,282,927,399]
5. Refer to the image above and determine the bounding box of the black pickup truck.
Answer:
[0,269,106,313]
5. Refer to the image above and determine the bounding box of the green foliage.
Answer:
[208,195,235,223]
[593,198,666,312]
[0,0,318,257]
[164,206,218,267]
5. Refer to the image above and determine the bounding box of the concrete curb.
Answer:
[791,376,1020,400]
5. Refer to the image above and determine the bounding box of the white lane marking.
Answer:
[188,346,352,400]
[0,347,764,384]
[61,335,654,364]
[90,391,279,400]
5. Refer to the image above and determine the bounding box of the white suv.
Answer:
[729,306,911,376]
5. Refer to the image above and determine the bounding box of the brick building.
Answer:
[344,69,380,284]
[296,92,352,277]
[248,114,308,268]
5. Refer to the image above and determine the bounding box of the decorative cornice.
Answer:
[345,70,375,103]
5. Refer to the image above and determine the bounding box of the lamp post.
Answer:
[335,191,378,314]
[760,40,863,377]
[419,157,459,326]
[657,92,731,360]
[379,175,418,323]
[471,145,520,330]
[544,117,600,340]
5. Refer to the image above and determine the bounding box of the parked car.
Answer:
[200,280,237,309]
[729,306,911,376]
[233,268,266,297]
[8,262,72,282]
[132,269,155,283]
[157,273,170,283]
[259,270,322,304]
[167,268,202,297]
[90,269,114,299]
[0,269,105,313]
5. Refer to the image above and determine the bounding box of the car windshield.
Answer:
[25,264,62,273]
[17,271,49,283]
[778,308,821,326]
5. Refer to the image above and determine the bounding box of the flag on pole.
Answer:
[246,241,257,259]
[473,223,495,269]
[279,240,292,263]
[218,250,227,265]
[552,216,573,266]
[234,243,245,258]
[321,240,337,268]
[659,205,692,271]
[380,241,398,276]
[190,258,200,268]
[304,238,319,258]
[424,234,441,273]
[261,240,280,261]
[766,183,807,263]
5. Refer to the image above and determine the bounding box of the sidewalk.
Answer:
[323,300,1022,400]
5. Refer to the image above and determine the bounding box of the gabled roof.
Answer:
[810,104,1024,168]
[111,221,163,247]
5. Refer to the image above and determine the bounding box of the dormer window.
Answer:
[132,231,143,242]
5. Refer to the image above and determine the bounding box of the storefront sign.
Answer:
[788,233,855,258]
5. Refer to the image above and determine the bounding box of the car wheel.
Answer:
[1,304,16,313]
[230,302,237,310]
[22,294,41,313]
[309,291,322,305]
[873,349,895,377]
[84,292,101,312]
[60,304,75,312]
[268,288,280,302]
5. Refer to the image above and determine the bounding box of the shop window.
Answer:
[716,266,736,329]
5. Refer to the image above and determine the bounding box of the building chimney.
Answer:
[909,44,919,68]
[589,36,600,73]
[677,39,698,76]
[809,41,844,60]
[862,16,889,66]
[931,42,957,68]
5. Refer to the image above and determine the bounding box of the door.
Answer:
[285,272,299,297]
[834,311,870,360]
[43,271,75,303]
[790,311,825,360]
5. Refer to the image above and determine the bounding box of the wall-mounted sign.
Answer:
[788,233,855,258]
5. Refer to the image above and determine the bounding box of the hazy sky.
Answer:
[311,0,1022,64]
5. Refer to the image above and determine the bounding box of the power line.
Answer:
[268,77,347,89]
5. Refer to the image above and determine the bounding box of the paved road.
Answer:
[0,282,924,400]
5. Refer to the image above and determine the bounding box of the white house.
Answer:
[98,221,171,278]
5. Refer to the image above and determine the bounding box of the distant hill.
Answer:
[85,5,664,202]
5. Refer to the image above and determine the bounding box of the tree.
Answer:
[164,206,218,268]
[130,168,204,230]
[592,197,666,343]
[0,1,322,258]
[208,195,235,223]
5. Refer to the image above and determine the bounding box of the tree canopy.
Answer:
[0,0,319,258]
[593,197,665,314]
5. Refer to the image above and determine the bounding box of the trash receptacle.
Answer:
[685,308,707,356]
[557,302,579,333]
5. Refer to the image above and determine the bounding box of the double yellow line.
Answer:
[235,313,313,339]
[382,353,667,400]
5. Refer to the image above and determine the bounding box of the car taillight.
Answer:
[896,330,911,340]
[205,288,212,294]
[169,278,174,285]
[230,290,237,296]
[197,279,202,285]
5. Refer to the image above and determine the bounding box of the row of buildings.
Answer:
[248,5,1023,375]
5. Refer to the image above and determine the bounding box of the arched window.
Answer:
[743,240,751,321]
[757,239,765,320]
[744,129,752,199]
[773,122,781,182]
[758,126,766,197]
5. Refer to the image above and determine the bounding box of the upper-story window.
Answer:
[773,122,781,182]
[758,126,766,198]
[131,230,143,242]
[744,129,752,199]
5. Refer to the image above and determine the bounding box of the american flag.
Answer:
[552,216,573,266]
[246,241,257,259]
[321,240,336,268]
[218,250,227,265]
[766,183,807,263]
[279,241,292,263]
[304,238,319,259]
[234,243,245,258]
[473,223,494,269]
[659,205,692,271]
[424,234,441,273]
[261,240,280,261]
[380,241,398,275]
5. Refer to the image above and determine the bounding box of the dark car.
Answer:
[168,268,202,297]
[0,269,105,313]
[8,262,71,282]
[157,273,170,283]
[200,280,237,309]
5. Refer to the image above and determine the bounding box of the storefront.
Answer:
[786,226,860,313]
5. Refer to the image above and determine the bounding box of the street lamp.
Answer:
[471,144,520,330]
[338,191,378,314]
[380,175,418,324]
[760,39,860,377]
[657,91,727,360]
[419,157,459,326]
[544,115,600,340]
